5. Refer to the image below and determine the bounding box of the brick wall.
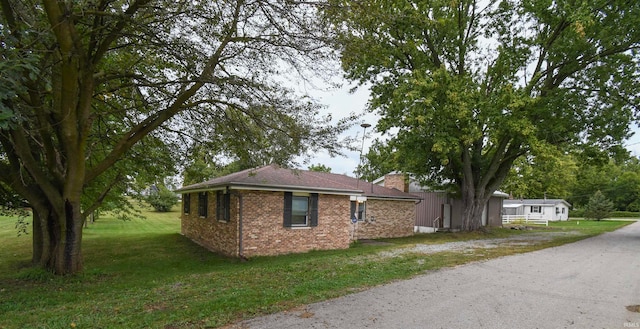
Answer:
[181,190,352,258]
[384,173,407,192]
[181,191,239,257]
[355,199,415,239]
[241,191,351,257]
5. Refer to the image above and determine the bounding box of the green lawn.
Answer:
[0,211,633,329]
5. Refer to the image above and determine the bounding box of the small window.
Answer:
[555,207,560,214]
[562,208,566,214]
[292,196,309,226]
[357,202,365,221]
[198,192,208,218]
[530,206,541,213]
[350,201,366,221]
[283,192,318,227]
[183,194,190,214]
[216,190,231,222]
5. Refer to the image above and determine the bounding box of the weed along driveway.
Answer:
[233,221,640,329]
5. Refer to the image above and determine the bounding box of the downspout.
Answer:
[234,190,245,260]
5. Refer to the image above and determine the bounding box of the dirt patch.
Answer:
[299,311,315,318]
[626,305,640,313]
[378,231,581,258]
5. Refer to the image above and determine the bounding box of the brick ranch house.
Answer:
[176,164,420,258]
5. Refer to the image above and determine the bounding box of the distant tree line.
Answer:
[501,150,640,212]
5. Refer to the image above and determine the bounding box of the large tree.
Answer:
[0,0,351,274]
[327,0,640,230]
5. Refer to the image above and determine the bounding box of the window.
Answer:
[530,206,541,213]
[556,207,560,214]
[562,208,566,214]
[183,194,190,214]
[216,190,231,222]
[198,192,208,218]
[283,192,318,227]
[350,201,366,221]
[292,196,309,226]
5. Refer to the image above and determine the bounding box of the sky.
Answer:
[300,81,378,176]
[302,80,640,177]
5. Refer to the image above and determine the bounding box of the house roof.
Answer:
[503,199,572,207]
[176,164,420,200]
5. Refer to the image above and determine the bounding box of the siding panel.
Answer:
[414,192,448,227]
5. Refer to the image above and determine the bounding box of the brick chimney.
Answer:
[384,173,408,192]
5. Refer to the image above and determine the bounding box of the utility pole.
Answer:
[356,123,371,188]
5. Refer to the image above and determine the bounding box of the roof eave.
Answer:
[366,196,422,201]
[176,182,363,195]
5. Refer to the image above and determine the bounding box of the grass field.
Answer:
[0,209,633,329]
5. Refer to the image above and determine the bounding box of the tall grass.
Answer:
[0,210,631,329]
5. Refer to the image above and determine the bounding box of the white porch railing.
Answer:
[502,214,549,226]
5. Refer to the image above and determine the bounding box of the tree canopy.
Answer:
[357,139,399,182]
[308,163,333,172]
[327,0,640,230]
[501,143,577,200]
[570,156,640,211]
[0,0,352,274]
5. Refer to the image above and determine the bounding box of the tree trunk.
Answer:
[457,138,522,232]
[459,168,491,231]
[31,200,84,275]
[461,188,488,231]
[460,148,484,231]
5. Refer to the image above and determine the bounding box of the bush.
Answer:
[583,190,614,221]
[570,209,585,218]
[572,209,640,218]
[145,186,178,212]
[611,211,640,218]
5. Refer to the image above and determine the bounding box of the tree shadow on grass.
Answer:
[4,233,239,286]
[82,233,239,276]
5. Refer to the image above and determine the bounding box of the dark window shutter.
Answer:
[283,192,292,227]
[199,192,208,218]
[216,191,223,221]
[216,190,232,222]
[204,192,209,217]
[310,193,318,227]
[224,192,231,221]
[183,194,190,214]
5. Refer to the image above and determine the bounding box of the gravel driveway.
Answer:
[231,222,640,329]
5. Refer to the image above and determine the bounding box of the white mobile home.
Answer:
[502,199,571,222]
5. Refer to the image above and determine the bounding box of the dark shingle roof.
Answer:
[176,164,419,200]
